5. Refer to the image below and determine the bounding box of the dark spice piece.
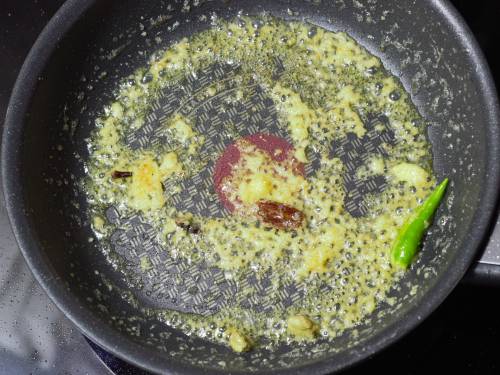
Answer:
[257,200,305,230]
[112,170,133,179]
[176,220,201,234]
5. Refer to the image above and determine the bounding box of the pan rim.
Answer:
[2,0,500,373]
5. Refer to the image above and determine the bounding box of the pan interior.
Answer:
[9,0,497,373]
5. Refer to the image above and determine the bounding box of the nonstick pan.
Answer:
[2,0,500,373]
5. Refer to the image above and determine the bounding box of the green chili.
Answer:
[391,178,449,269]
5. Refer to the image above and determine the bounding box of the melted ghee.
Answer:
[85,16,435,350]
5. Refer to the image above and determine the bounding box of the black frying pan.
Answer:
[2,0,500,373]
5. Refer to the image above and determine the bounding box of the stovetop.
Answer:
[1,1,500,374]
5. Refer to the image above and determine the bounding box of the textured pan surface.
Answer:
[109,57,396,316]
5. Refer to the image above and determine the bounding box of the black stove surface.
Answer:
[1,1,500,374]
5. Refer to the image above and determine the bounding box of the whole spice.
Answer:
[176,220,201,234]
[257,200,305,230]
[112,170,133,179]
